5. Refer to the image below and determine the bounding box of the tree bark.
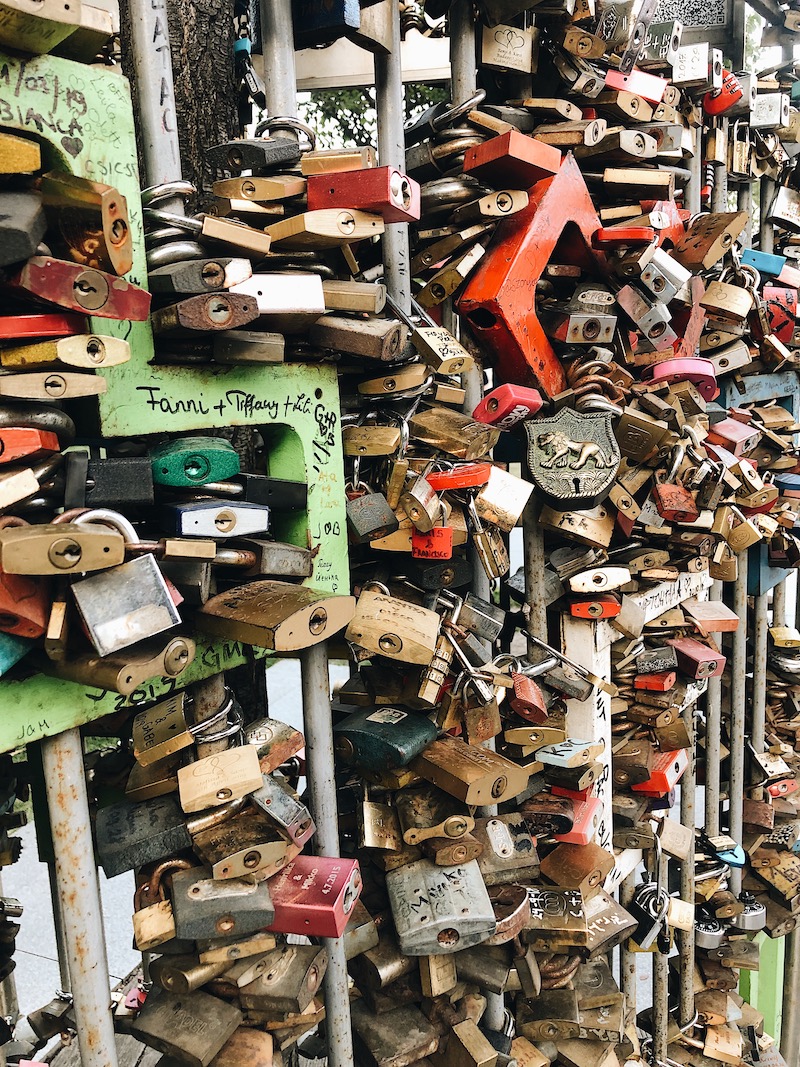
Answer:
[119,0,238,210]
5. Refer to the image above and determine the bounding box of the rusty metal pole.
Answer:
[619,872,637,1014]
[375,2,411,313]
[301,644,354,1067]
[729,553,749,895]
[679,707,696,1027]
[705,580,723,837]
[189,673,230,758]
[41,729,118,1067]
[652,850,669,1066]
[752,593,769,761]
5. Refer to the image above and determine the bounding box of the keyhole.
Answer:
[208,300,233,325]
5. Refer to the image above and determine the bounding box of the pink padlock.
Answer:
[472,383,543,428]
[554,794,602,845]
[644,357,719,401]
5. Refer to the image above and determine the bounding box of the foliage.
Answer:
[300,82,448,149]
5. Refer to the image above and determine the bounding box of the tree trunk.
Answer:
[119,0,238,210]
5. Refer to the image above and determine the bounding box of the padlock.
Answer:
[151,437,240,488]
[249,775,315,847]
[130,988,242,1067]
[666,636,726,678]
[190,810,301,881]
[345,587,440,664]
[386,858,496,955]
[307,166,420,222]
[472,384,544,428]
[266,855,361,937]
[70,512,181,657]
[334,705,438,769]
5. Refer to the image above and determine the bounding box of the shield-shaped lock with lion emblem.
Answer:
[524,409,620,509]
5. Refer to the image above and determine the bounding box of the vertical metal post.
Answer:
[761,177,776,254]
[729,553,749,895]
[737,185,752,249]
[752,593,769,759]
[773,580,788,629]
[0,874,19,1023]
[686,131,702,217]
[523,500,548,649]
[705,579,723,838]
[679,707,696,1027]
[189,673,229,758]
[782,930,800,1064]
[375,3,411,312]
[301,645,354,1067]
[46,861,72,995]
[652,851,669,1066]
[259,0,298,120]
[449,0,477,103]
[711,120,728,213]
[129,0,183,203]
[41,730,118,1067]
[619,872,637,1014]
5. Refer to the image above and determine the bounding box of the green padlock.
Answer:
[333,704,438,771]
[150,436,241,487]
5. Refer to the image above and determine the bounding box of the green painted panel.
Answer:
[740,931,785,1042]
[0,51,350,748]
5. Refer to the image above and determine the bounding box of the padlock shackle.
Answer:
[0,404,75,446]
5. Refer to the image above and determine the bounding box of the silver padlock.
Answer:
[70,510,181,656]
[694,912,726,949]
[385,858,496,955]
[730,892,767,932]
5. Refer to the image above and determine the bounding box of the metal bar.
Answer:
[0,872,19,1023]
[300,644,354,1067]
[619,872,637,1015]
[752,593,769,756]
[782,930,800,1064]
[711,120,728,213]
[729,551,749,895]
[773,579,788,628]
[46,861,72,995]
[761,177,776,254]
[652,852,669,1066]
[679,706,696,1028]
[259,0,298,122]
[128,0,183,203]
[41,729,118,1067]
[375,3,411,312]
[737,185,752,249]
[189,673,229,759]
[686,132,702,217]
[523,500,548,650]
[705,579,723,838]
[449,0,477,103]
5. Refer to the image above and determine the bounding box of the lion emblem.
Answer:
[537,431,613,471]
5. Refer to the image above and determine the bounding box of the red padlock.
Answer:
[592,226,655,249]
[634,671,677,692]
[0,428,60,465]
[412,526,453,560]
[666,637,726,679]
[569,595,621,619]
[631,749,688,796]
[472,384,543,428]
[763,285,798,344]
[266,855,362,938]
[554,794,602,845]
[509,672,548,724]
[463,130,561,187]
[426,462,493,491]
[7,258,151,321]
[0,312,87,339]
[306,166,421,223]
[0,518,49,639]
[703,69,744,116]
[652,475,700,524]
[767,778,799,799]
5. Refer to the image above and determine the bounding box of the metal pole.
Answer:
[375,3,411,312]
[782,930,800,1066]
[686,130,702,217]
[0,874,19,1024]
[752,593,769,758]
[705,580,723,837]
[729,553,749,895]
[46,861,72,995]
[129,0,183,202]
[761,177,776,254]
[189,673,229,758]
[652,852,669,1066]
[679,707,696,1027]
[710,120,728,214]
[259,0,298,121]
[300,644,354,1067]
[737,185,752,249]
[523,500,548,650]
[619,872,637,1014]
[773,579,788,628]
[41,730,118,1067]
[449,0,477,103]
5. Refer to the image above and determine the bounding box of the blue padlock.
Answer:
[0,632,32,677]
[741,248,786,277]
